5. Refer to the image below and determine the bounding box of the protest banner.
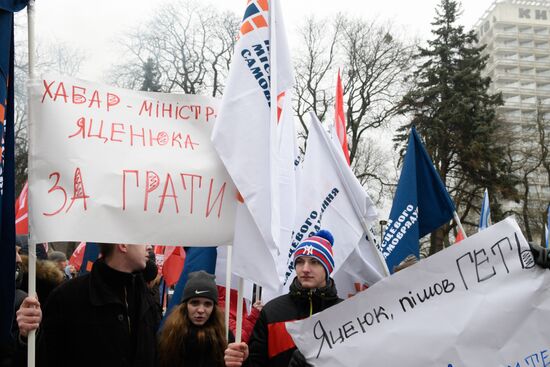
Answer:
[28,75,237,246]
[286,217,550,367]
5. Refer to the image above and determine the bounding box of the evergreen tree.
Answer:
[397,0,518,254]
[140,57,162,92]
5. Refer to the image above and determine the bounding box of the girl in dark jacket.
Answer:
[158,271,231,367]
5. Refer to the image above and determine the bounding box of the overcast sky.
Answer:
[13,0,499,215]
[22,0,497,81]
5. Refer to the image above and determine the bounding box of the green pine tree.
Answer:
[397,0,518,255]
[140,57,162,92]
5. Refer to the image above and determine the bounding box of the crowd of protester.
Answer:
[6,230,550,367]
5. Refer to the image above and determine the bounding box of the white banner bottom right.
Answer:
[286,217,550,367]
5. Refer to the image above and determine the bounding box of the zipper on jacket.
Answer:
[308,290,313,316]
[124,286,131,334]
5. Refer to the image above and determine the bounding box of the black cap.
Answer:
[182,271,218,304]
[18,236,48,261]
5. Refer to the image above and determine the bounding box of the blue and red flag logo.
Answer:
[239,0,269,37]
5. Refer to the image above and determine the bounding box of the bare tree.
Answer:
[537,105,550,199]
[110,0,238,97]
[503,103,550,244]
[293,16,343,140]
[293,14,413,203]
[353,135,396,205]
[13,31,85,193]
[342,20,413,163]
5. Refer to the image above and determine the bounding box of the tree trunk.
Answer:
[429,226,447,255]
[521,175,533,241]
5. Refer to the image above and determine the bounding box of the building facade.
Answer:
[476,0,550,242]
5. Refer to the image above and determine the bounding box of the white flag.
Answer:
[211,0,294,290]
[326,124,388,296]
[332,235,386,298]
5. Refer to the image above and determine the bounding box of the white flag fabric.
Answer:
[332,234,386,298]
[211,0,294,290]
[276,90,298,265]
[326,124,388,294]
[277,113,381,292]
[232,204,281,289]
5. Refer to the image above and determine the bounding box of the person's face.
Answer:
[55,260,67,272]
[15,246,23,287]
[187,297,214,326]
[15,245,22,264]
[125,244,151,272]
[295,256,327,289]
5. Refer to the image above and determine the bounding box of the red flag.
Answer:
[335,69,351,165]
[14,181,28,235]
[157,246,186,286]
[68,242,86,272]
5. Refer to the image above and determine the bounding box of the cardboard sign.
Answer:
[28,75,237,246]
[286,217,550,367]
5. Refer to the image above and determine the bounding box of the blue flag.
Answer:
[78,243,100,276]
[478,188,491,231]
[163,247,217,323]
[380,127,455,273]
[0,0,27,347]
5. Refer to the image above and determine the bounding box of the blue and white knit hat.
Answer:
[292,230,335,280]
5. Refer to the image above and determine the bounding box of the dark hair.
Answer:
[98,243,115,259]
[158,302,227,367]
[142,250,158,283]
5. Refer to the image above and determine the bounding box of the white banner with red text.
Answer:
[28,75,237,246]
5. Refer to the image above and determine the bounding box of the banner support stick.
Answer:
[235,276,245,343]
[225,245,232,340]
[27,1,37,366]
[454,211,468,239]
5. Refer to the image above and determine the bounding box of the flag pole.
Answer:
[159,277,166,312]
[235,276,245,343]
[224,245,232,340]
[454,211,468,239]
[233,0,279,342]
[27,1,37,365]
[269,0,280,249]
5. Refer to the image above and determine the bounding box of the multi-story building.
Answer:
[475,0,550,242]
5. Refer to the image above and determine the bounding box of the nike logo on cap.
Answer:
[195,290,209,294]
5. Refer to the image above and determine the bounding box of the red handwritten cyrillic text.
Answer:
[138,100,215,122]
[122,170,227,217]
[41,80,120,111]
[68,117,199,150]
[42,168,89,216]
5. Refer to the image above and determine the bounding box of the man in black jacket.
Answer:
[38,243,160,367]
[225,230,341,367]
